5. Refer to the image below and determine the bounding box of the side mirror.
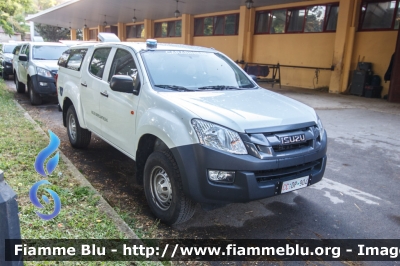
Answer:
[249,75,258,82]
[110,75,140,95]
[19,54,28,62]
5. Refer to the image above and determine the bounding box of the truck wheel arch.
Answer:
[62,98,74,127]
[135,134,170,185]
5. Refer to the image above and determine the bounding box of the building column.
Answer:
[83,28,89,41]
[181,14,193,45]
[70,29,77,40]
[117,22,125,41]
[237,6,254,63]
[329,0,357,93]
[98,25,105,33]
[144,19,153,39]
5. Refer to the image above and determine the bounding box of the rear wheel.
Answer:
[144,150,196,225]
[66,105,91,148]
[28,79,42,105]
[15,75,25,93]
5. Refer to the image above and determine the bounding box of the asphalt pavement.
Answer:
[5,79,400,265]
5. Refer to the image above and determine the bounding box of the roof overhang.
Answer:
[26,0,304,29]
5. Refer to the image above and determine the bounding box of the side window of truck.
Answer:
[13,45,21,55]
[108,49,137,82]
[25,45,30,59]
[66,49,88,71]
[58,50,71,68]
[89,48,112,79]
[20,45,27,56]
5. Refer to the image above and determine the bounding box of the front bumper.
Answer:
[30,74,57,96]
[171,137,327,204]
[1,61,13,75]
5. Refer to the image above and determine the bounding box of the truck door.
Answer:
[99,48,141,156]
[80,47,112,135]
[18,44,29,84]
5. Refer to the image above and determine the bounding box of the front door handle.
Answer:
[81,82,87,87]
[100,91,108,98]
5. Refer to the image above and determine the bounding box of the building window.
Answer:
[305,6,326,32]
[270,9,287,33]
[325,5,339,31]
[126,24,144,38]
[194,14,239,36]
[89,29,98,40]
[359,0,400,30]
[154,20,181,37]
[255,4,339,34]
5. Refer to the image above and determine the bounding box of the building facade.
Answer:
[28,0,400,97]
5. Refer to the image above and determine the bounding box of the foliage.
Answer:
[34,23,70,41]
[0,81,129,265]
[0,0,31,35]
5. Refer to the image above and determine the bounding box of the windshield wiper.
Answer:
[197,85,241,90]
[154,84,191,92]
[33,58,48,60]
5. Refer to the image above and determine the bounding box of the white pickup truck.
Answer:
[14,42,67,105]
[57,34,327,225]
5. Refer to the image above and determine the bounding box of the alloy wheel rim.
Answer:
[150,166,172,211]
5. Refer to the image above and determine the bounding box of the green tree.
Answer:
[0,0,31,35]
[34,24,70,41]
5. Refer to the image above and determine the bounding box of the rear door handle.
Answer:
[100,91,108,98]
[81,82,87,87]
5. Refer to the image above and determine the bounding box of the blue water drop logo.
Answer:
[30,130,62,220]
[34,130,60,177]
[29,180,61,220]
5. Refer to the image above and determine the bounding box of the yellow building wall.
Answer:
[155,37,184,44]
[351,31,397,96]
[193,36,239,60]
[252,33,336,89]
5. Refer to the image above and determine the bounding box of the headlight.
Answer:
[317,115,325,139]
[37,67,52,78]
[4,57,12,63]
[192,119,247,155]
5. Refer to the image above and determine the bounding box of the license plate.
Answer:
[281,176,309,194]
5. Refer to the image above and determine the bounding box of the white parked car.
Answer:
[57,34,327,225]
[14,42,68,105]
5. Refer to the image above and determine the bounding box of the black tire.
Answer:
[144,150,196,225]
[66,105,91,148]
[15,75,25,93]
[28,79,42,105]
[2,71,9,80]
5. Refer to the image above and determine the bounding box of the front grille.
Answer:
[272,140,312,152]
[255,159,321,183]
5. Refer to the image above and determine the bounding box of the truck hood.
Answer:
[3,53,13,59]
[32,60,59,71]
[160,88,318,133]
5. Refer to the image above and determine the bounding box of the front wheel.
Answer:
[66,105,91,148]
[28,79,42,105]
[144,150,196,225]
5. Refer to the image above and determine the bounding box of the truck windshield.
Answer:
[3,44,18,53]
[33,46,68,60]
[141,51,255,91]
